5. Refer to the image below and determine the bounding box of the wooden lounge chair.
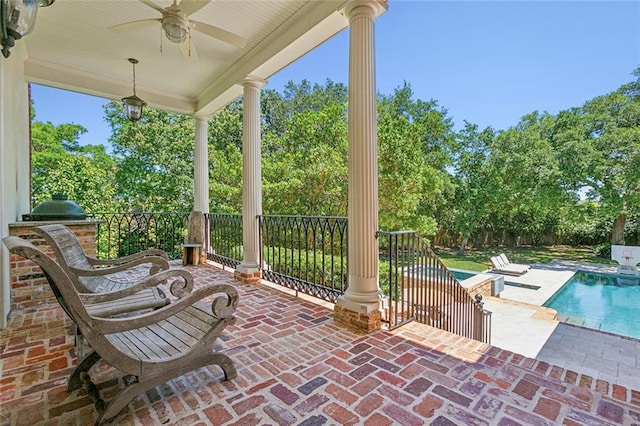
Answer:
[34,224,171,316]
[3,236,238,425]
[490,255,528,276]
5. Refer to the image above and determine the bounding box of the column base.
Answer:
[234,265,261,284]
[333,297,382,333]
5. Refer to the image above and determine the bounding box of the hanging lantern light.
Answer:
[121,57,147,122]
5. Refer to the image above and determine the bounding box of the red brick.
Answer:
[376,370,407,388]
[325,370,357,388]
[541,389,590,411]
[395,352,418,366]
[27,346,46,358]
[294,394,329,415]
[232,395,266,415]
[413,394,443,418]
[564,370,578,384]
[432,385,471,407]
[351,376,381,397]
[612,384,627,401]
[167,395,186,415]
[399,363,426,379]
[383,402,424,426]
[570,386,593,403]
[270,384,299,405]
[595,379,609,395]
[247,378,277,395]
[326,356,354,372]
[513,380,539,400]
[533,397,560,421]
[364,412,392,426]
[326,383,358,406]
[578,375,593,389]
[355,394,384,417]
[323,402,358,426]
[229,413,262,426]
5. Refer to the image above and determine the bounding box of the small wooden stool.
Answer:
[182,243,202,266]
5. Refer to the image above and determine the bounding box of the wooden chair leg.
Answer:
[98,354,237,424]
[67,350,102,392]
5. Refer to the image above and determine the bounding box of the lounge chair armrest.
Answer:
[79,269,194,304]
[86,249,169,266]
[69,256,170,277]
[93,284,239,333]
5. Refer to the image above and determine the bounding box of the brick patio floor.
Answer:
[1,262,640,425]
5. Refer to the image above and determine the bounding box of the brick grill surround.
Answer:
[8,221,100,311]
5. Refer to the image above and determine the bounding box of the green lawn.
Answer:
[434,245,615,272]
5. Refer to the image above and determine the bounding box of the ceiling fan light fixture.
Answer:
[161,14,188,43]
[1,0,54,58]
[122,58,147,122]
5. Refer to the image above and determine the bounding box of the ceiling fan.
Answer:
[109,0,246,60]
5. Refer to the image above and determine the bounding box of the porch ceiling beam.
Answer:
[195,1,350,115]
[24,59,196,115]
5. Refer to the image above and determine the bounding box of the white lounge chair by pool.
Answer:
[499,254,530,272]
[490,255,529,276]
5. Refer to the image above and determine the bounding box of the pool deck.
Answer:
[483,261,640,391]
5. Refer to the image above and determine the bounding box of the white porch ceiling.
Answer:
[23,0,356,116]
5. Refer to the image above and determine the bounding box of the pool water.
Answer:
[450,270,476,281]
[544,271,640,339]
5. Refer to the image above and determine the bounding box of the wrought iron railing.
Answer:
[91,211,489,342]
[378,230,491,343]
[90,212,189,260]
[258,215,348,303]
[206,213,243,268]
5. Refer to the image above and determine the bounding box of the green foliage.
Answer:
[31,120,117,212]
[378,83,455,235]
[105,102,195,212]
[263,246,347,291]
[30,69,640,251]
[208,102,244,213]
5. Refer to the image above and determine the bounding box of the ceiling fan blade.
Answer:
[108,18,161,33]
[180,37,198,60]
[191,20,246,48]
[138,0,166,14]
[179,0,210,16]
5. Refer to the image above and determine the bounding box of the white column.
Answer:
[194,115,210,214]
[237,76,266,274]
[338,0,387,312]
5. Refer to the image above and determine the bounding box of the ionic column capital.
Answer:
[243,75,267,89]
[344,0,387,20]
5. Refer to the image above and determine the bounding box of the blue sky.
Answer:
[31,1,640,147]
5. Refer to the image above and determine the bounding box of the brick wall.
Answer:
[8,221,99,311]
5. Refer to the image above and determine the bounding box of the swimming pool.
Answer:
[544,271,640,339]
[449,269,540,290]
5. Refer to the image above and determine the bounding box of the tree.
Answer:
[262,96,348,216]
[208,101,243,213]
[105,102,195,212]
[377,83,456,235]
[449,122,495,254]
[31,120,117,212]
[574,69,640,244]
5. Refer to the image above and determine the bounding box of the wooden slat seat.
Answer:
[3,236,238,425]
[34,224,171,315]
